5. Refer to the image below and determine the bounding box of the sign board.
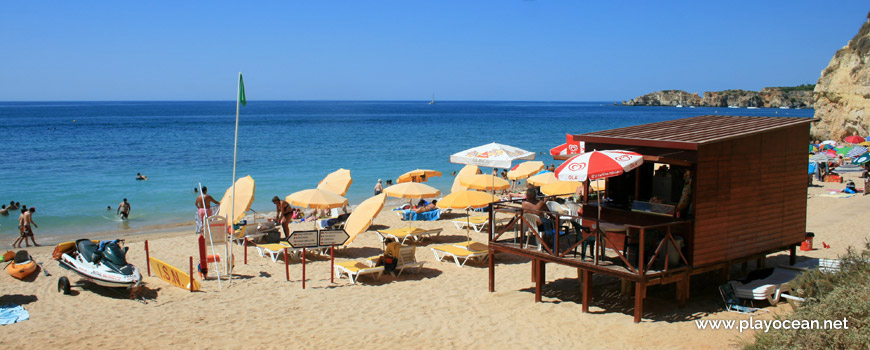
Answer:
[149,257,200,291]
[319,229,349,246]
[287,230,320,248]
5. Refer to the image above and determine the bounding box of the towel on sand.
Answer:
[0,304,30,325]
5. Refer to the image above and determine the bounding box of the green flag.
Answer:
[238,73,246,106]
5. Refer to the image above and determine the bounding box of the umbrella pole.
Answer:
[595,178,601,265]
[466,207,471,242]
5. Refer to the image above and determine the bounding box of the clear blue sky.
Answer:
[2,1,867,101]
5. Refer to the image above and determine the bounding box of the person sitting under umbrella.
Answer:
[414,200,438,214]
[522,187,552,231]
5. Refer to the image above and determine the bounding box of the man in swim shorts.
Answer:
[117,198,131,220]
[195,187,221,233]
[14,208,39,247]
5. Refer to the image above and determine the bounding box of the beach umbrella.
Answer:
[286,188,348,209]
[449,142,535,169]
[540,180,583,197]
[460,174,510,191]
[437,190,500,241]
[854,153,870,165]
[383,182,441,199]
[836,146,854,156]
[820,140,838,146]
[844,135,864,144]
[527,172,557,186]
[343,193,386,246]
[846,146,868,158]
[217,175,256,226]
[317,168,352,196]
[549,133,584,160]
[397,169,442,183]
[860,141,870,147]
[507,161,545,180]
[834,164,865,173]
[451,164,480,193]
[555,150,643,264]
[809,153,836,163]
[823,149,837,157]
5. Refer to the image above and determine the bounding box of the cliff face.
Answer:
[812,20,870,140]
[623,88,812,108]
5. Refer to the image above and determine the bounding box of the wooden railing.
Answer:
[487,199,691,277]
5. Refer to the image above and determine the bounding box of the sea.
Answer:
[0,101,814,243]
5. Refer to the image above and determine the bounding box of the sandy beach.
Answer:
[0,182,861,349]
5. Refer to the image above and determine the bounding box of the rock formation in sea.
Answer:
[622,87,813,108]
[812,19,870,140]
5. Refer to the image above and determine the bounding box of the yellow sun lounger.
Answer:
[377,227,443,245]
[451,216,511,233]
[334,259,385,284]
[430,242,489,267]
[254,242,298,263]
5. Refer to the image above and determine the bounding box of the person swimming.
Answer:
[136,172,148,181]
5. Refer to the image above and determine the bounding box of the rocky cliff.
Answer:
[812,20,870,140]
[622,87,813,108]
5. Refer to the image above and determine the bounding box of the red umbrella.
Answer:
[844,135,864,144]
[555,150,643,264]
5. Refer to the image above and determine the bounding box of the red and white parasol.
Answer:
[554,150,643,181]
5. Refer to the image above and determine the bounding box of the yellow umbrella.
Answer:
[383,182,441,199]
[317,168,352,196]
[540,181,583,197]
[397,169,442,183]
[217,175,255,225]
[437,190,500,241]
[451,164,479,193]
[460,174,510,191]
[861,141,870,147]
[437,190,499,210]
[527,172,557,186]
[343,193,386,246]
[507,161,545,180]
[286,188,348,209]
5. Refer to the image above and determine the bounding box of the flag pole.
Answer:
[228,72,242,285]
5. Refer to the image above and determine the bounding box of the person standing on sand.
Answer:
[271,196,294,238]
[195,187,221,219]
[117,198,131,220]
[374,179,383,196]
[14,208,39,247]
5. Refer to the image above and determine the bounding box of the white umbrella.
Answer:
[449,142,535,169]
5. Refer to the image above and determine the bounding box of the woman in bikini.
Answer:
[272,196,294,238]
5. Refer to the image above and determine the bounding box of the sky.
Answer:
[1,1,868,101]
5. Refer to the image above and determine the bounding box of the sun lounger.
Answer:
[779,258,842,273]
[728,268,801,305]
[377,227,443,245]
[430,242,489,267]
[254,242,298,262]
[452,216,511,233]
[719,283,767,314]
[395,245,424,277]
[396,209,442,221]
[334,260,385,284]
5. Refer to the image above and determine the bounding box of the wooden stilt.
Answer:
[789,246,796,266]
[582,270,592,313]
[634,282,646,323]
[534,259,544,303]
[488,247,495,292]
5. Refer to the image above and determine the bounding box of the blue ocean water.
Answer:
[0,101,813,243]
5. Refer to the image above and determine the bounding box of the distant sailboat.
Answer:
[428,94,435,105]
[675,94,683,108]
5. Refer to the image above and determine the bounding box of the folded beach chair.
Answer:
[779,258,842,274]
[718,283,766,314]
[394,245,424,277]
[334,259,385,284]
[430,242,489,267]
[254,242,298,263]
[377,227,443,245]
[397,209,442,221]
[728,268,801,306]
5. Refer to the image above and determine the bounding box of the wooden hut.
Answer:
[486,115,813,323]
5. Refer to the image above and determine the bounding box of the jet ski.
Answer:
[57,239,142,289]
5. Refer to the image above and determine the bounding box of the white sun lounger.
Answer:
[451,216,511,233]
[395,245,424,277]
[253,242,299,262]
[430,242,489,267]
[728,268,801,305]
[334,259,385,284]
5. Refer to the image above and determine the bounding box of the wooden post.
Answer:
[488,203,495,240]
[554,214,560,256]
[534,259,543,303]
[582,270,592,313]
[284,248,289,281]
[330,245,335,284]
[144,240,151,277]
[789,246,796,266]
[244,238,248,265]
[189,256,194,293]
[302,248,306,289]
[488,247,495,292]
[634,282,646,323]
[638,228,645,276]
